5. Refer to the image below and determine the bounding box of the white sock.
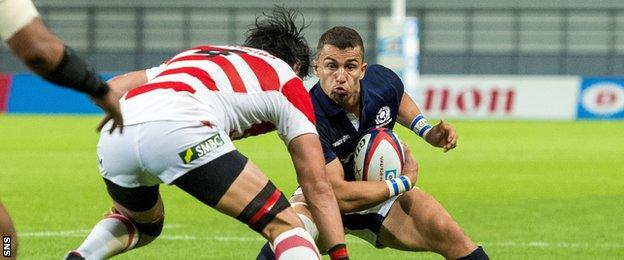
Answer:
[74,214,138,259]
[296,213,319,242]
[272,227,320,260]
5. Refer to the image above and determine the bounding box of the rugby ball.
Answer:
[353,128,404,181]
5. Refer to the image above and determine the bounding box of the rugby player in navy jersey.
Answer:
[257,26,488,260]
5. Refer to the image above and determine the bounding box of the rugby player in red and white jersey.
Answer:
[64,7,348,260]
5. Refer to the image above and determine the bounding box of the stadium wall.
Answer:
[0,73,622,120]
[0,73,116,114]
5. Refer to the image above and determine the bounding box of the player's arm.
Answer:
[106,70,149,95]
[7,18,111,97]
[3,9,124,133]
[324,144,418,213]
[105,63,166,95]
[94,70,148,132]
[288,133,348,257]
[397,93,458,152]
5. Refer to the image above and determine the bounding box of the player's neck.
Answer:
[344,96,360,119]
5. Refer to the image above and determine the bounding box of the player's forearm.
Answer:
[107,70,148,95]
[289,134,346,248]
[397,92,424,128]
[333,181,394,213]
[300,180,346,248]
[8,18,64,75]
[324,160,396,213]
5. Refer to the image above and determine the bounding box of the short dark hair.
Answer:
[316,26,365,58]
[244,6,311,78]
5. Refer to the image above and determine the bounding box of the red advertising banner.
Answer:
[0,74,12,113]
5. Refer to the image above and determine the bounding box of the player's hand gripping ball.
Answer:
[353,128,404,181]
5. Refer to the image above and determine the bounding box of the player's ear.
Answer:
[293,62,301,77]
[359,62,368,80]
[312,59,319,76]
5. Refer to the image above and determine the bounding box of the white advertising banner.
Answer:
[414,75,581,120]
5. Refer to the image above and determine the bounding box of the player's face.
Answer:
[314,44,367,109]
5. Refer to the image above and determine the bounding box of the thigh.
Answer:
[171,150,249,208]
[173,151,298,238]
[378,189,476,257]
[98,124,146,187]
[174,152,279,218]
[104,178,164,223]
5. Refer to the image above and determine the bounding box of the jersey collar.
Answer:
[311,81,348,117]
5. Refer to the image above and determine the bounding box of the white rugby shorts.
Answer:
[97,120,236,188]
[0,0,39,40]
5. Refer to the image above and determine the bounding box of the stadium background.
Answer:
[0,0,623,259]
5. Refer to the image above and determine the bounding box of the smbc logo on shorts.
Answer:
[179,134,225,164]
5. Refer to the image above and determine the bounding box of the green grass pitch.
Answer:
[1,115,623,259]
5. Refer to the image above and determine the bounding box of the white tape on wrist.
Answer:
[409,114,432,139]
[385,176,413,197]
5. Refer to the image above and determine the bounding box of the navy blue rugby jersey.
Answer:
[310,64,404,181]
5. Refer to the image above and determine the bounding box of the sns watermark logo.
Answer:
[179,134,224,164]
[384,169,397,180]
[3,236,11,257]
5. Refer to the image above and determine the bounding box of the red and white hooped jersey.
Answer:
[120,45,317,144]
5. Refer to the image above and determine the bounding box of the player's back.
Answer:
[120,45,315,142]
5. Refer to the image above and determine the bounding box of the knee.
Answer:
[132,216,164,247]
[403,192,466,244]
[424,209,474,255]
[112,207,164,247]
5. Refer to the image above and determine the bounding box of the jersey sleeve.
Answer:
[370,64,405,105]
[274,77,318,144]
[318,125,338,164]
[281,77,316,124]
[145,63,167,81]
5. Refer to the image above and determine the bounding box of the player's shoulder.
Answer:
[221,45,300,85]
[362,64,403,91]
[364,64,401,82]
[240,46,299,83]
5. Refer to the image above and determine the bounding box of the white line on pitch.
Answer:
[19,224,185,237]
[481,241,624,249]
[19,229,624,249]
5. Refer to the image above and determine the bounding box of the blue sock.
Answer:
[256,242,276,260]
[457,246,489,260]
